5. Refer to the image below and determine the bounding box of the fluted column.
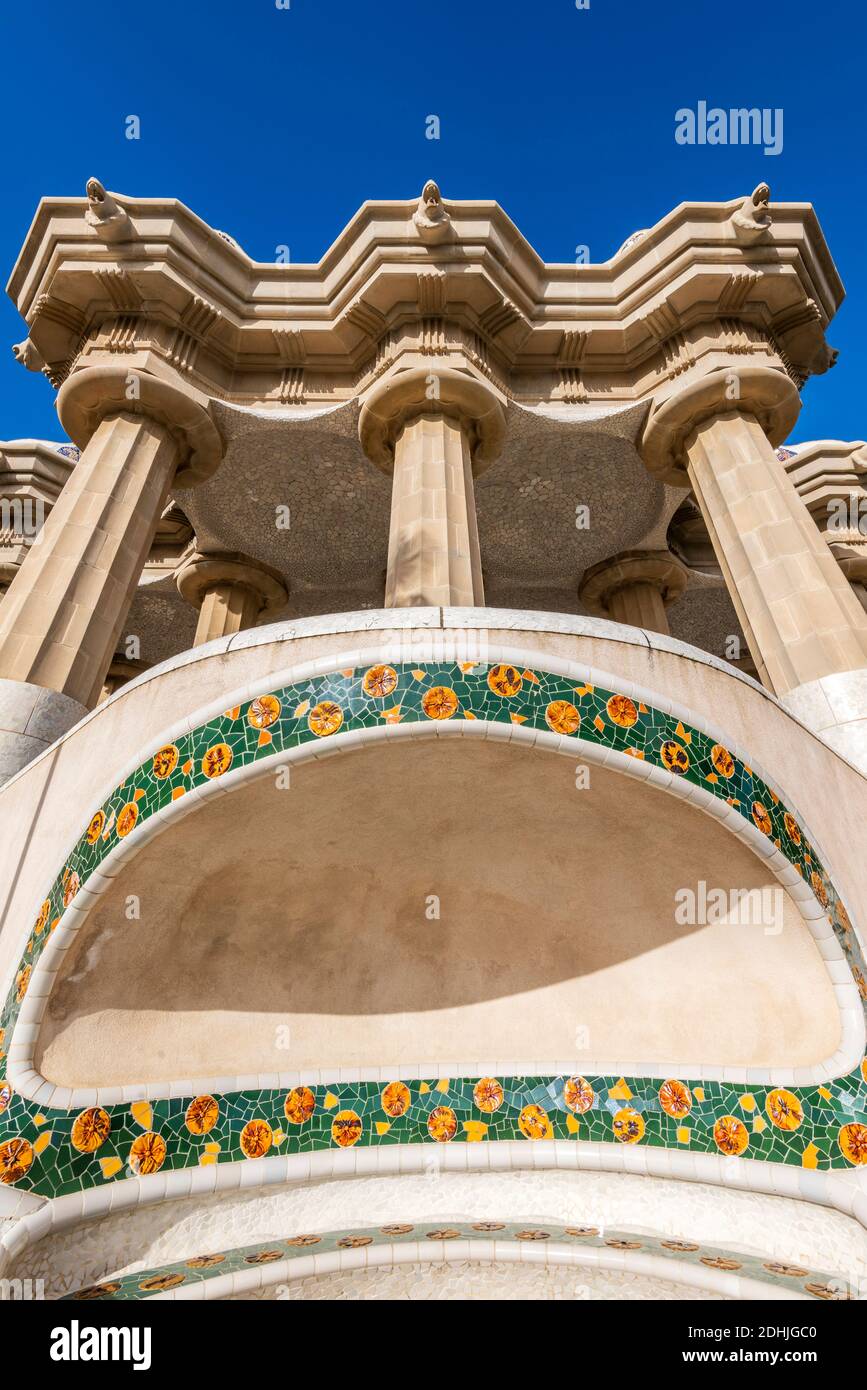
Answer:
[0,367,221,778]
[359,367,506,607]
[176,552,288,646]
[642,366,867,771]
[579,550,687,635]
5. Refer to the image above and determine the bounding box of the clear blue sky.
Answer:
[1,0,864,445]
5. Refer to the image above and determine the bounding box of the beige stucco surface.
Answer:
[0,614,863,1077]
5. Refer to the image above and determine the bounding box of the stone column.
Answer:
[176,551,288,646]
[579,550,687,635]
[642,366,867,769]
[359,367,506,607]
[0,367,221,780]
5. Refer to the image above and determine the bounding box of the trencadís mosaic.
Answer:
[1,660,865,1199]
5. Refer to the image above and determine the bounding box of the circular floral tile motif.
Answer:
[659,1079,692,1118]
[612,1107,645,1144]
[607,695,638,728]
[0,1082,11,1115]
[837,902,852,938]
[245,1250,283,1264]
[248,695,281,729]
[516,1229,551,1241]
[186,1254,225,1268]
[381,1081,411,1118]
[284,1087,316,1125]
[783,812,801,846]
[71,1107,111,1154]
[34,900,50,934]
[763,1261,808,1278]
[838,1122,867,1166]
[240,1119,273,1159]
[139,1273,185,1292]
[766,1088,803,1131]
[565,1226,599,1238]
[116,802,139,838]
[606,1238,642,1249]
[710,744,735,778]
[0,1137,33,1183]
[805,1280,851,1300]
[427,1106,458,1142]
[202,742,233,778]
[473,1077,504,1113]
[519,1104,553,1140]
[660,740,689,774]
[472,1222,505,1232]
[338,1235,373,1248]
[751,801,772,835]
[661,1240,699,1252]
[76,1282,122,1299]
[545,700,581,735]
[426,1228,461,1241]
[381,1224,414,1235]
[15,966,31,1001]
[713,1115,749,1156]
[701,1256,741,1271]
[129,1132,167,1175]
[285,1235,321,1247]
[487,664,523,697]
[308,701,343,737]
[421,686,458,720]
[331,1110,363,1148]
[185,1095,219,1135]
[152,745,179,780]
[810,871,828,908]
[362,665,398,698]
[563,1076,595,1114]
[86,812,105,845]
[62,871,80,907]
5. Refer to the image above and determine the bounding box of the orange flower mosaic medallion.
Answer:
[362,665,399,698]
[472,1077,504,1113]
[519,1104,553,1140]
[545,700,581,735]
[34,900,50,934]
[838,1122,867,1166]
[607,694,638,728]
[139,1273,185,1292]
[116,802,139,838]
[751,801,772,835]
[86,812,105,845]
[71,1107,111,1154]
[240,1119,273,1159]
[765,1088,803,1132]
[331,1110,363,1148]
[129,1132,167,1175]
[381,1082,411,1118]
[202,742,233,778]
[62,871,80,907]
[783,812,801,846]
[0,1137,33,1183]
[307,701,343,737]
[0,1082,11,1116]
[810,871,829,908]
[710,744,735,778]
[427,1106,458,1141]
[660,740,690,775]
[186,1254,225,1269]
[659,1079,692,1118]
[612,1107,645,1144]
[185,1095,219,1135]
[15,966,30,1001]
[152,744,179,779]
[563,1076,595,1114]
[487,664,523,697]
[713,1115,749,1156]
[248,695,281,730]
[421,686,458,720]
[284,1087,316,1125]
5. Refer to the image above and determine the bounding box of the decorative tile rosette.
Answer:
[1,660,866,1199]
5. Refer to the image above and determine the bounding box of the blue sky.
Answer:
[1,0,864,444]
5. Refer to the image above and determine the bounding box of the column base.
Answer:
[781,669,867,777]
[0,679,87,786]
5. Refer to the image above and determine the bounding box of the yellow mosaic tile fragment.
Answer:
[436,1079,449,1093]
[199,1153,217,1167]
[609,1078,632,1101]
[411,670,426,681]
[33,1113,47,1126]
[802,1143,820,1169]
[677,1126,691,1144]
[33,1130,53,1154]
[463,1121,488,1142]
[566,1113,580,1135]
[463,711,477,719]
[593,715,605,733]
[100,1157,123,1180]
[522,669,539,684]
[675,721,692,744]
[340,668,355,678]
[181,761,192,776]
[375,1121,391,1136]
[818,1086,833,1101]
[739,1094,756,1112]
[574,684,594,697]
[130,1101,152,1129]
[624,747,645,759]
[272,1130,285,1145]
[258,730,272,746]
[458,662,477,673]
[171,787,186,801]
[204,1142,220,1154]
[753,1116,767,1133]
[693,1088,705,1102]
[323,1092,339,1109]
[380,706,402,724]
[638,702,648,713]
[134,788,145,802]
[223,706,241,720]
[293,700,310,718]
[510,713,527,724]
[419,1082,431,1094]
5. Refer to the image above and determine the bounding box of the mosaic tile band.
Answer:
[60,1220,850,1302]
[1,659,866,1200]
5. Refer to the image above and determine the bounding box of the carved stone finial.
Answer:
[11,338,45,372]
[84,177,133,243]
[731,182,772,244]
[412,180,452,244]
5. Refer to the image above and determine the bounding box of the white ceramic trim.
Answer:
[7,641,863,1105]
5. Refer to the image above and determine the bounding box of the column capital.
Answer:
[57,366,223,488]
[579,549,688,616]
[358,366,506,475]
[640,366,801,486]
[175,551,288,614]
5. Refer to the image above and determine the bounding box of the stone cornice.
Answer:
[7,185,843,409]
